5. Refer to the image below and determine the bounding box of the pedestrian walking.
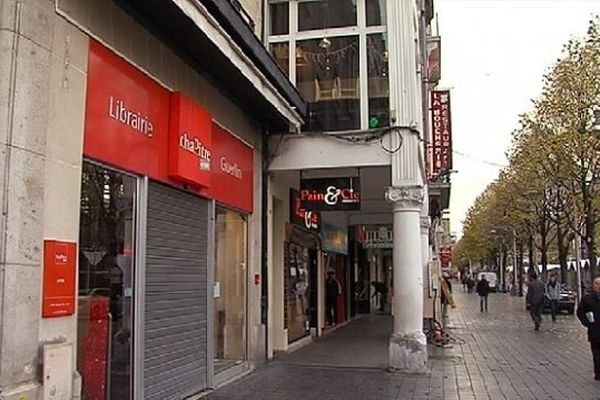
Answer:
[526,272,545,331]
[371,281,387,312]
[576,273,600,381]
[545,273,561,322]
[476,275,490,312]
[325,271,341,326]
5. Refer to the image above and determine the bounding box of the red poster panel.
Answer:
[84,40,171,179]
[42,240,77,317]
[208,125,254,213]
[429,90,453,181]
[168,92,212,188]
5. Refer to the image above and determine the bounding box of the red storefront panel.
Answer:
[207,125,254,213]
[84,40,254,212]
[84,40,171,179]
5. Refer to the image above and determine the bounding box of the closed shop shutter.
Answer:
[144,181,209,399]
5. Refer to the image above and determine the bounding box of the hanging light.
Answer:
[319,37,331,50]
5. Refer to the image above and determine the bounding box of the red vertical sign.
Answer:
[429,90,453,181]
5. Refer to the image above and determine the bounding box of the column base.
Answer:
[388,332,427,373]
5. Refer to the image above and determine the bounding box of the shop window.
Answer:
[367,33,389,128]
[213,208,248,373]
[366,0,386,26]
[298,0,357,31]
[78,161,136,400]
[270,2,289,35]
[297,36,360,131]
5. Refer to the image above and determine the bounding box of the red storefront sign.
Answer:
[168,92,212,188]
[429,90,453,181]
[84,40,254,212]
[207,125,254,213]
[42,240,77,318]
[84,40,171,179]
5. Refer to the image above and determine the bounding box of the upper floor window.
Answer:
[298,0,357,31]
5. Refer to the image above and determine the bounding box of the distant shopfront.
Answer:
[78,41,254,400]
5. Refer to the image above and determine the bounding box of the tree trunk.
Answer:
[518,241,525,297]
[586,211,597,277]
[528,235,537,278]
[556,223,569,282]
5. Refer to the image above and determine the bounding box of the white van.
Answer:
[477,272,498,292]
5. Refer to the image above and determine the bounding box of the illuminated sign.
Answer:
[300,177,360,211]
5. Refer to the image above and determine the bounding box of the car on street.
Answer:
[477,272,498,292]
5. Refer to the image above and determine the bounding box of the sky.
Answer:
[436,0,600,237]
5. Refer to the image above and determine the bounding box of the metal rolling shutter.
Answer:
[144,181,209,399]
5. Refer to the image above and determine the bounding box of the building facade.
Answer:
[0,1,304,399]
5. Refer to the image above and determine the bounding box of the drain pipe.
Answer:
[260,123,269,360]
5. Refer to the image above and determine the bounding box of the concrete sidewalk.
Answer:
[206,290,600,399]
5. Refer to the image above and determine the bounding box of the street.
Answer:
[206,290,600,400]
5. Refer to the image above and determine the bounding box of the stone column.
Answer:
[0,1,56,398]
[386,186,427,373]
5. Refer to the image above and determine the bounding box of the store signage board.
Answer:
[299,177,360,211]
[208,125,254,213]
[84,41,255,213]
[428,90,453,181]
[43,240,77,318]
[168,92,212,188]
[84,40,170,178]
[321,222,348,255]
[290,188,320,232]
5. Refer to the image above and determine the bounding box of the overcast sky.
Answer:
[436,0,600,237]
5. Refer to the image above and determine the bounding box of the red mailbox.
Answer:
[42,240,77,318]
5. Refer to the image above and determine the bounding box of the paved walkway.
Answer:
[206,290,600,399]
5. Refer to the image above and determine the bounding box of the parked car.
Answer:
[477,272,498,292]
[543,284,576,314]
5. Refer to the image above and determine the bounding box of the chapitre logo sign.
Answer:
[179,132,211,171]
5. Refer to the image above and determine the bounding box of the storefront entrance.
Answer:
[78,161,136,400]
[213,208,248,373]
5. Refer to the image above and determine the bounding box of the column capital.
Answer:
[385,186,424,209]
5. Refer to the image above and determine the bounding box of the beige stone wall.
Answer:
[239,0,264,38]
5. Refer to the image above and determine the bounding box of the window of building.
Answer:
[298,0,357,31]
[270,2,289,35]
[213,208,248,373]
[366,0,386,26]
[268,0,388,131]
[78,161,137,400]
[270,42,290,76]
[367,33,389,128]
[297,36,360,131]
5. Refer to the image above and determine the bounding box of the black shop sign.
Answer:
[299,177,361,211]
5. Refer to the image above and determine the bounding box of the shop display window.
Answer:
[78,161,136,400]
[213,208,248,373]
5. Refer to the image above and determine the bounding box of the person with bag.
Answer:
[576,274,600,381]
[545,273,561,322]
[526,272,545,331]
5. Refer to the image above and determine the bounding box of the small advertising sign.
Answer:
[426,36,441,84]
[429,90,453,181]
[299,177,361,211]
[321,223,348,255]
[290,188,320,232]
[43,240,77,318]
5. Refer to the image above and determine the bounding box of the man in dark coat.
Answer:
[577,274,600,381]
[325,271,341,326]
[526,272,545,331]
[476,275,490,312]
